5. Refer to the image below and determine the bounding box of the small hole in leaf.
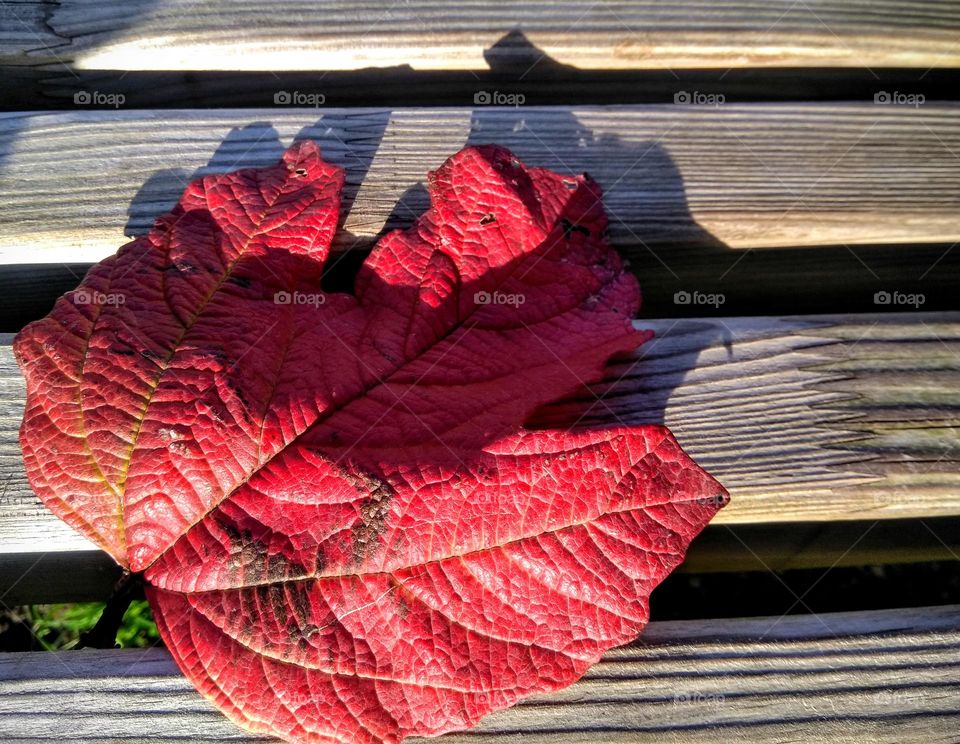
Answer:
[294,168,308,177]
[562,179,578,190]
[479,213,496,226]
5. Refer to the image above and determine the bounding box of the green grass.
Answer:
[23,600,160,650]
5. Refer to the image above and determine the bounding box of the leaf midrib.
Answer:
[143,197,579,572]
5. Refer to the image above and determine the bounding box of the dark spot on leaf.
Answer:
[231,386,252,422]
[204,346,228,364]
[343,470,395,564]
[396,591,409,619]
[314,549,327,574]
[561,218,590,239]
[286,620,320,652]
[479,213,497,226]
[260,584,288,629]
[229,275,252,288]
[240,611,256,639]
[287,582,312,626]
[220,520,271,583]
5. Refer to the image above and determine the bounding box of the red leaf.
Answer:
[15,142,728,743]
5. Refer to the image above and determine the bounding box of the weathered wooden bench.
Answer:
[1,1,959,741]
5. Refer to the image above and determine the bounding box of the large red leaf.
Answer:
[15,141,728,743]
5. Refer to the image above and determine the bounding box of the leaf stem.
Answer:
[77,571,144,649]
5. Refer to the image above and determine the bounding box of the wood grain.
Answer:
[4,0,960,70]
[1,107,959,267]
[1,312,958,564]
[0,605,956,742]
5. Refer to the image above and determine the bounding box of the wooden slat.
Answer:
[0,605,957,742]
[4,0,960,70]
[1,312,958,560]
[1,106,959,268]
[549,313,960,522]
